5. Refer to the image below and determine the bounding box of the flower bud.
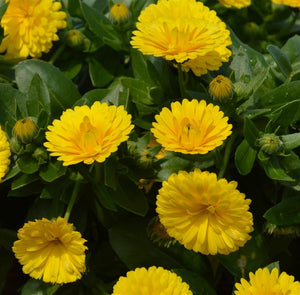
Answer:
[138,149,153,168]
[33,147,48,164]
[9,137,22,154]
[265,222,300,238]
[66,30,85,48]
[109,3,130,24]
[13,118,37,144]
[209,75,234,102]
[258,134,282,155]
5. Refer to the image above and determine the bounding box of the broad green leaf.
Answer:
[235,139,257,175]
[21,279,60,295]
[88,57,114,87]
[16,155,40,174]
[81,2,122,51]
[39,161,67,182]
[27,73,51,116]
[264,196,300,226]
[243,117,260,148]
[111,175,148,216]
[9,181,43,197]
[93,182,118,211]
[11,173,40,190]
[1,164,20,182]
[281,133,300,150]
[281,35,300,70]
[0,1,8,19]
[267,44,292,78]
[104,156,117,189]
[266,261,280,273]
[260,157,295,182]
[77,89,110,106]
[15,60,81,117]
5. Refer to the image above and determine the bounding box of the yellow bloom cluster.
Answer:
[112,266,192,295]
[44,101,134,166]
[156,169,253,255]
[218,0,251,9]
[131,0,232,76]
[0,0,67,60]
[272,0,300,8]
[0,126,11,182]
[12,217,87,284]
[151,99,232,155]
[234,267,300,295]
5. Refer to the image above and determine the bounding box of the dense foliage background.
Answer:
[0,0,300,294]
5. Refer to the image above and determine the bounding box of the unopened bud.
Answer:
[209,75,234,102]
[66,30,85,48]
[109,3,130,24]
[10,137,22,154]
[258,134,282,155]
[13,118,37,144]
[33,147,48,164]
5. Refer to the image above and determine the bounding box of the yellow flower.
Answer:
[209,75,234,101]
[218,0,251,9]
[0,126,11,182]
[13,118,37,144]
[234,267,300,295]
[156,169,254,255]
[112,266,192,295]
[131,0,231,72]
[12,217,87,284]
[44,101,134,166]
[110,3,130,24]
[272,0,300,8]
[151,99,232,155]
[0,0,67,60]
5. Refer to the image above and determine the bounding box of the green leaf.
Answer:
[264,196,300,226]
[39,161,67,182]
[260,157,295,182]
[93,182,118,211]
[243,117,260,149]
[104,156,117,189]
[1,164,21,182]
[281,35,300,70]
[16,155,40,174]
[0,1,8,19]
[81,2,122,51]
[235,139,257,175]
[11,173,40,190]
[111,175,148,216]
[109,217,182,269]
[267,44,292,78]
[281,133,300,150]
[0,248,14,294]
[27,73,51,116]
[88,57,114,87]
[15,60,81,117]
[0,228,17,251]
[265,261,280,273]
[21,279,60,295]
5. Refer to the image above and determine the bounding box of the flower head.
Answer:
[12,217,87,284]
[209,75,234,101]
[151,99,232,155]
[110,3,131,24]
[131,0,231,73]
[234,267,300,295]
[156,169,254,255]
[44,101,134,166]
[218,0,251,9]
[0,126,11,182]
[13,118,37,144]
[272,0,300,8]
[112,266,192,295]
[258,133,283,155]
[0,0,67,60]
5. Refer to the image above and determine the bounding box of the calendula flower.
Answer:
[156,169,253,255]
[44,101,134,166]
[13,118,37,144]
[131,0,231,74]
[0,126,11,182]
[0,0,67,60]
[151,99,232,155]
[112,266,192,295]
[12,217,87,284]
[110,3,131,24]
[234,267,300,295]
[209,75,234,101]
[272,0,300,8]
[218,0,251,9]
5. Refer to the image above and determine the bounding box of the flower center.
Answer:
[206,205,216,214]
[179,118,201,149]
[79,116,100,152]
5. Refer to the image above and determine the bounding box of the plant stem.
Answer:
[64,181,81,221]
[177,63,186,98]
[49,44,66,64]
[218,132,238,179]
[94,162,103,183]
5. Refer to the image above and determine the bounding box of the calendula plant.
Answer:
[0,0,299,294]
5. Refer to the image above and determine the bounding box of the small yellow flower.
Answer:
[44,101,134,166]
[131,0,231,73]
[110,3,130,24]
[209,75,234,101]
[272,0,300,8]
[234,267,300,295]
[112,266,192,295]
[0,126,11,182]
[151,99,232,155]
[12,217,87,284]
[156,169,254,255]
[0,0,67,60]
[13,118,37,144]
[218,0,251,9]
